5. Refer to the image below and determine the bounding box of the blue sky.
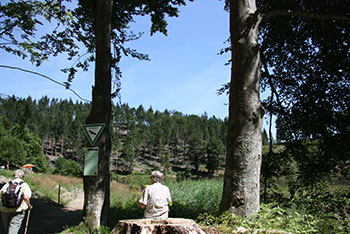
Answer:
[0,0,273,133]
[1,0,230,118]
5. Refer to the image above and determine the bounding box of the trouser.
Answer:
[1,211,25,234]
[144,211,169,220]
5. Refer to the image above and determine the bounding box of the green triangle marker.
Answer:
[83,123,106,146]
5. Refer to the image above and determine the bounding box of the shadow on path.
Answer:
[0,197,82,234]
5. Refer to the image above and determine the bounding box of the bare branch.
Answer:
[262,9,350,21]
[0,64,91,103]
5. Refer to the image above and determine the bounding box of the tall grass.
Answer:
[0,170,82,205]
[27,173,83,205]
[108,177,223,222]
[166,178,223,219]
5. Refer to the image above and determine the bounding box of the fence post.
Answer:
[58,184,61,205]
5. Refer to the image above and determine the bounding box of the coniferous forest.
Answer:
[0,95,232,176]
[1,0,349,232]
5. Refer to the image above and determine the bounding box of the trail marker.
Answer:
[83,123,105,146]
[84,147,99,176]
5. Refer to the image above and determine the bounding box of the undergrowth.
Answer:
[0,170,82,205]
[2,170,348,234]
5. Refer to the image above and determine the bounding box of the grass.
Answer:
[2,170,348,234]
[0,170,82,205]
[166,178,223,219]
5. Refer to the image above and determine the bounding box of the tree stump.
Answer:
[111,218,207,234]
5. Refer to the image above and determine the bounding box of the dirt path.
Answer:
[0,176,84,234]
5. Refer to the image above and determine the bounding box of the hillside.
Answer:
[0,97,230,174]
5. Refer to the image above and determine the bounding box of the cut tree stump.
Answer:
[111,218,207,234]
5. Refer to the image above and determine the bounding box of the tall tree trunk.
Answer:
[83,0,112,230]
[219,0,264,217]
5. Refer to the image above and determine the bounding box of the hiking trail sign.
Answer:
[84,147,99,176]
[83,123,105,146]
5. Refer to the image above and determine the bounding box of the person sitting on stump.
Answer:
[0,169,32,234]
[139,170,172,220]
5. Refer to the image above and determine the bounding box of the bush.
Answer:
[290,182,350,234]
[198,204,320,234]
[53,157,82,177]
[0,135,26,167]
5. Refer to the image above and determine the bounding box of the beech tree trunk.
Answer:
[111,218,207,234]
[219,0,264,216]
[83,0,113,231]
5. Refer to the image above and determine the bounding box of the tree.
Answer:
[0,135,26,168]
[220,0,349,217]
[261,129,267,145]
[259,0,350,184]
[3,0,192,229]
[0,0,73,66]
[119,135,136,173]
[71,0,192,230]
[54,157,82,177]
[206,137,224,175]
[219,0,264,217]
[11,124,48,172]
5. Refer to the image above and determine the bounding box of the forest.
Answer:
[0,95,231,175]
[0,94,349,233]
[0,0,349,233]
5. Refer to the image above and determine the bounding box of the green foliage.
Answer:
[262,129,269,146]
[109,195,144,223]
[11,124,48,172]
[60,223,112,234]
[112,104,227,174]
[1,96,227,175]
[112,175,348,234]
[0,135,26,167]
[0,170,82,206]
[160,150,172,172]
[0,117,48,172]
[53,157,82,177]
[115,174,151,190]
[206,137,224,174]
[198,204,320,234]
[111,177,223,221]
[290,182,350,234]
[259,0,350,186]
[0,0,74,66]
[166,179,223,219]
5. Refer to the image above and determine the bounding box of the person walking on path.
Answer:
[0,169,32,234]
[139,170,172,220]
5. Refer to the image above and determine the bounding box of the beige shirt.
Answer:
[139,182,172,219]
[0,178,32,212]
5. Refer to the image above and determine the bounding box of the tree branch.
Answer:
[0,64,90,103]
[261,58,297,141]
[262,9,350,21]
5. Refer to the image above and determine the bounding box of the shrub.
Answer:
[198,204,320,234]
[53,157,82,177]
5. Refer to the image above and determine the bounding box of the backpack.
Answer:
[2,181,24,208]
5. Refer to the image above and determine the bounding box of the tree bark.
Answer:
[83,0,112,231]
[219,0,264,217]
[111,218,207,234]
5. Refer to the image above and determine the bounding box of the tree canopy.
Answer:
[258,0,350,182]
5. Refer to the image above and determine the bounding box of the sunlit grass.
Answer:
[166,178,223,219]
[0,170,83,205]
[29,174,83,205]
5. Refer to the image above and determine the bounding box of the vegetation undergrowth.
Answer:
[107,176,349,234]
[166,178,223,219]
[198,182,349,234]
[0,170,82,205]
[3,170,348,234]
